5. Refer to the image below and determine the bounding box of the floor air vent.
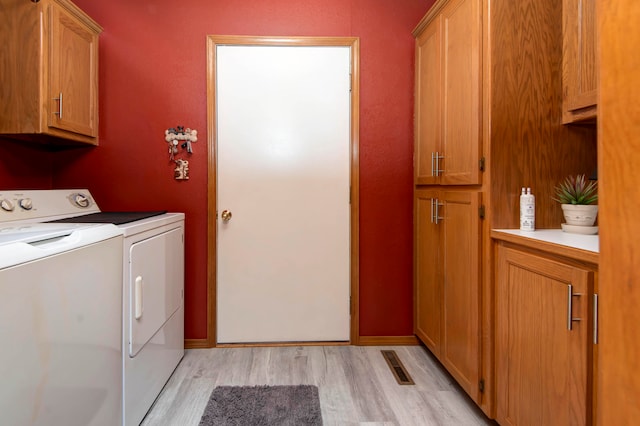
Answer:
[381,350,415,385]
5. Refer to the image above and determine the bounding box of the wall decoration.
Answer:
[165,126,197,180]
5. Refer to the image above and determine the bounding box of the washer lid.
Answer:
[0,223,101,246]
[0,223,123,269]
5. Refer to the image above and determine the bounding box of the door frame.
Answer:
[205,35,360,347]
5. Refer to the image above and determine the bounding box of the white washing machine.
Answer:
[1,189,185,426]
[0,192,124,425]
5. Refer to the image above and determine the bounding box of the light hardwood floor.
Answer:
[141,345,493,426]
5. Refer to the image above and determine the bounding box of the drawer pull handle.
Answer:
[431,152,436,177]
[435,152,444,176]
[53,92,63,119]
[567,284,582,330]
[594,294,599,344]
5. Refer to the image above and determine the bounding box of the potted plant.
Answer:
[553,174,598,232]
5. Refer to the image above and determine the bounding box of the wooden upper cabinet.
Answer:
[562,0,597,124]
[415,21,441,185]
[0,0,101,145]
[49,3,100,138]
[413,0,482,185]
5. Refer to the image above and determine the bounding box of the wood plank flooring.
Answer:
[141,345,493,426]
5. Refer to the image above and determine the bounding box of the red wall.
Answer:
[19,0,434,339]
[0,138,53,189]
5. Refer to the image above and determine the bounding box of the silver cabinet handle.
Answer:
[53,92,63,119]
[431,152,445,177]
[567,284,582,330]
[430,198,435,224]
[431,152,436,177]
[594,294,599,344]
[434,199,444,225]
[435,152,444,176]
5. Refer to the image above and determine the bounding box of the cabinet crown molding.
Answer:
[413,0,460,36]
[51,0,102,33]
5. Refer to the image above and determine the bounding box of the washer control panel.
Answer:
[0,189,100,223]
[0,197,36,213]
[18,198,33,210]
[0,199,15,212]
[69,192,93,209]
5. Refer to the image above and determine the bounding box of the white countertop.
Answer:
[492,229,599,253]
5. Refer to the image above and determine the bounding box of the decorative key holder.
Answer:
[165,126,197,180]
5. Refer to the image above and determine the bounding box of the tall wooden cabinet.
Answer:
[413,0,484,405]
[562,0,597,123]
[414,189,481,400]
[413,0,598,418]
[414,0,482,186]
[0,0,102,145]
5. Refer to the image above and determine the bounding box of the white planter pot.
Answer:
[561,204,598,226]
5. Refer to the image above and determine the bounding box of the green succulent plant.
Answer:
[553,174,598,205]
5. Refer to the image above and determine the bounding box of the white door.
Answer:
[216,44,351,343]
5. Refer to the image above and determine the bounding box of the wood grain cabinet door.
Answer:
[414,189,481,401]
[496,246,591,426]
[414,189,443,354]
[440,190,481,400]
[414,19,442,185]
[48,1,99,138]
[562,0,597,123]
[439,0,482,185]
[413,0,481,186]
[0,0,100,144]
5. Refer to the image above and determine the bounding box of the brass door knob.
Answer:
[221,210,232,222]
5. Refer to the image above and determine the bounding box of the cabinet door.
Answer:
[440,190,481,400]
[415,19,442,185]
[440,0,482,185]
[562,0,597,123]
[414,189,442,353]
[48,2,99,137]
[496,246,591,426]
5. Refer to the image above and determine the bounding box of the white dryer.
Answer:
[119,213,185,426]
[46,192,185,426]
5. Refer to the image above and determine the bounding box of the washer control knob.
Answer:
[0,199,15,212]
[19,198,33,210]
[71,193,91,208]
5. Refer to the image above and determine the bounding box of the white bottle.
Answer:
[519,188,527,230]
[520,187,535,231]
